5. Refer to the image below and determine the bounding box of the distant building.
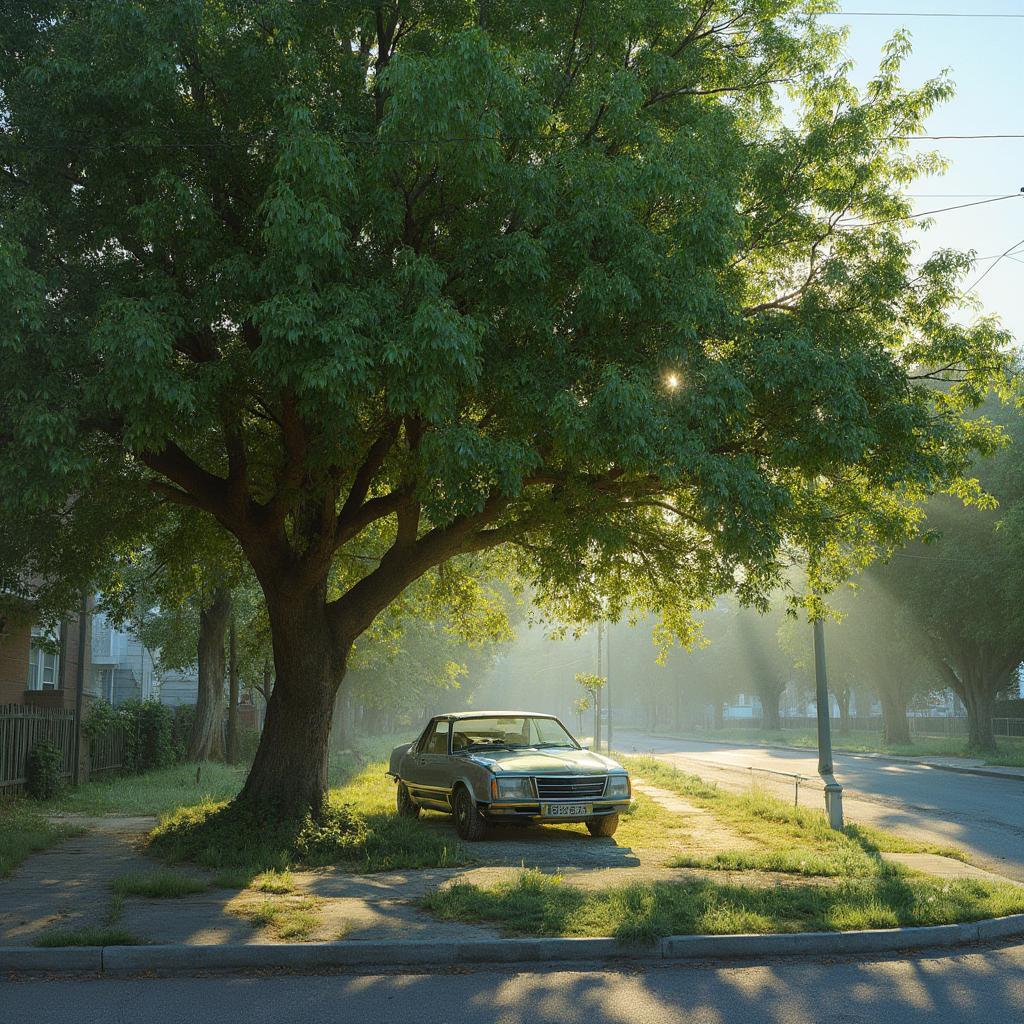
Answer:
[90,610,157,706]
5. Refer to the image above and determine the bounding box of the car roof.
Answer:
[432,711,560,721]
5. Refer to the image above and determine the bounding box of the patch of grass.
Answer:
[111,869,208,898]
[211,866,261,889]
[0,801,82,877]
[38,762,245,817]
[33,928,143,947]
[423,868,1024,944]
[149,762,469,874]
[229,895,322,941]
[252,869,295,894]
[623,756,968,876]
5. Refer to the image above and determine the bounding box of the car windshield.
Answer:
[451,716,579,752]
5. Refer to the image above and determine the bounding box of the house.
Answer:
[90,610,158,706]
[0,596,96,710]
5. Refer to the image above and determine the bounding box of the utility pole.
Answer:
[594,621,603,751]
[813,617,844,829]
[605,623,613,754]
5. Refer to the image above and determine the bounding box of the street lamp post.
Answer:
[813,616,845,830]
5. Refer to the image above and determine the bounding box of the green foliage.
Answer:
[118,699,176,773]
[0,1,1012,630]
[25,741,64,801]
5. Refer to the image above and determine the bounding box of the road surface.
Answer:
[620,732,1024,881]
[3,947,1022,1024]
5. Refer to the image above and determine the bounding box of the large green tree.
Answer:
[0,1,1009,817]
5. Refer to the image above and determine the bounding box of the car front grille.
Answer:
[535,776,607,800]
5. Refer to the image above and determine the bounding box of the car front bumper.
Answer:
[482,799,630,823]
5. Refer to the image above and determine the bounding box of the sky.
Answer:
[824,2,1024,342]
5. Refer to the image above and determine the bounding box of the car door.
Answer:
[405,718,452,810]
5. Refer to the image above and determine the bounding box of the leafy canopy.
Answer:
[0,0,1012,650]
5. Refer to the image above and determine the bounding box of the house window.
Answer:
[27,624,61,691]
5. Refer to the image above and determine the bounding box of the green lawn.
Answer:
[0,802,83,877]
[149,759,469,874]
[649,727,1024,768]
[423,868,1024,944]
[422,757,1024,943]
[622,755,966,876]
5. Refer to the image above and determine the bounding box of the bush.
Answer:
[170,705,196,762]
[84,698,178,774]
[234,725,261,763]
[26,740,64,800]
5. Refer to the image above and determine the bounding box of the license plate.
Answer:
[543,803,591,817]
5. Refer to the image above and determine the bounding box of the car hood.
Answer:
[464,747,624,775]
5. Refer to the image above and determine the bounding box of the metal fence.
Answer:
[0,703,76,796]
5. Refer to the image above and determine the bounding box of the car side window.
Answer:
[423,720,450,755]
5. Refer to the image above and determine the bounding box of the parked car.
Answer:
[387,711,631,841]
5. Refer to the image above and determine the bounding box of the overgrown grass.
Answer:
[229,894,322,941]
[423,868,1024,944]
[251,869,295,894]
[648,728,1024,768]
[623,756,967,876]
[0,801,82,877]
[110,869,208,898]
[39,762,245,817]
[149,761,468,873]
[32,928,142,947]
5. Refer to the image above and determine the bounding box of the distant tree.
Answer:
[869,401,1024,753]
[0,3,1010,820]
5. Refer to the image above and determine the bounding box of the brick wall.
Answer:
[0,618,31,705]
[0,607,91,710]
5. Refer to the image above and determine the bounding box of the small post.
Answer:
[794,776,800,808]
[813,616,844,830]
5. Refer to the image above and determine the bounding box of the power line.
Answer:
[827,10,1024,17]
[966,235,1024,292]
[899,134,1024,141]
[838,191,1024,229]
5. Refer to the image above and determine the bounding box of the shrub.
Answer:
[119,699,175,772]
[170,705,196,762]
[26,740,64,800]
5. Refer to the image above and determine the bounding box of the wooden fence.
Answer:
[0,703,76,797]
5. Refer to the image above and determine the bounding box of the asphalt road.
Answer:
[3,947,1023,1024]
[620,732,1024,881]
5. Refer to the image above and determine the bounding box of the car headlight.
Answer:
[606,775,630,798]
[495,777,534,800]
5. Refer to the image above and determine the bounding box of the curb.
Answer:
[4,914,1024,974]
[637,733,1024,784]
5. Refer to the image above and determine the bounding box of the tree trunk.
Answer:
[188,586,232,762]
[757,681,782,732]
[233,588,348,819]
[226,613,239,764]
[713,701,724,730]
[963,685,997,754]
[879,688,910,746]
[837,688,851,735]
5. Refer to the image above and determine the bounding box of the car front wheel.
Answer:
[586,814,619,837]
[453,786,487,841]
[396,782,420,819]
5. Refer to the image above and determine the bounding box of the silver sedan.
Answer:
[387,711,631,841]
